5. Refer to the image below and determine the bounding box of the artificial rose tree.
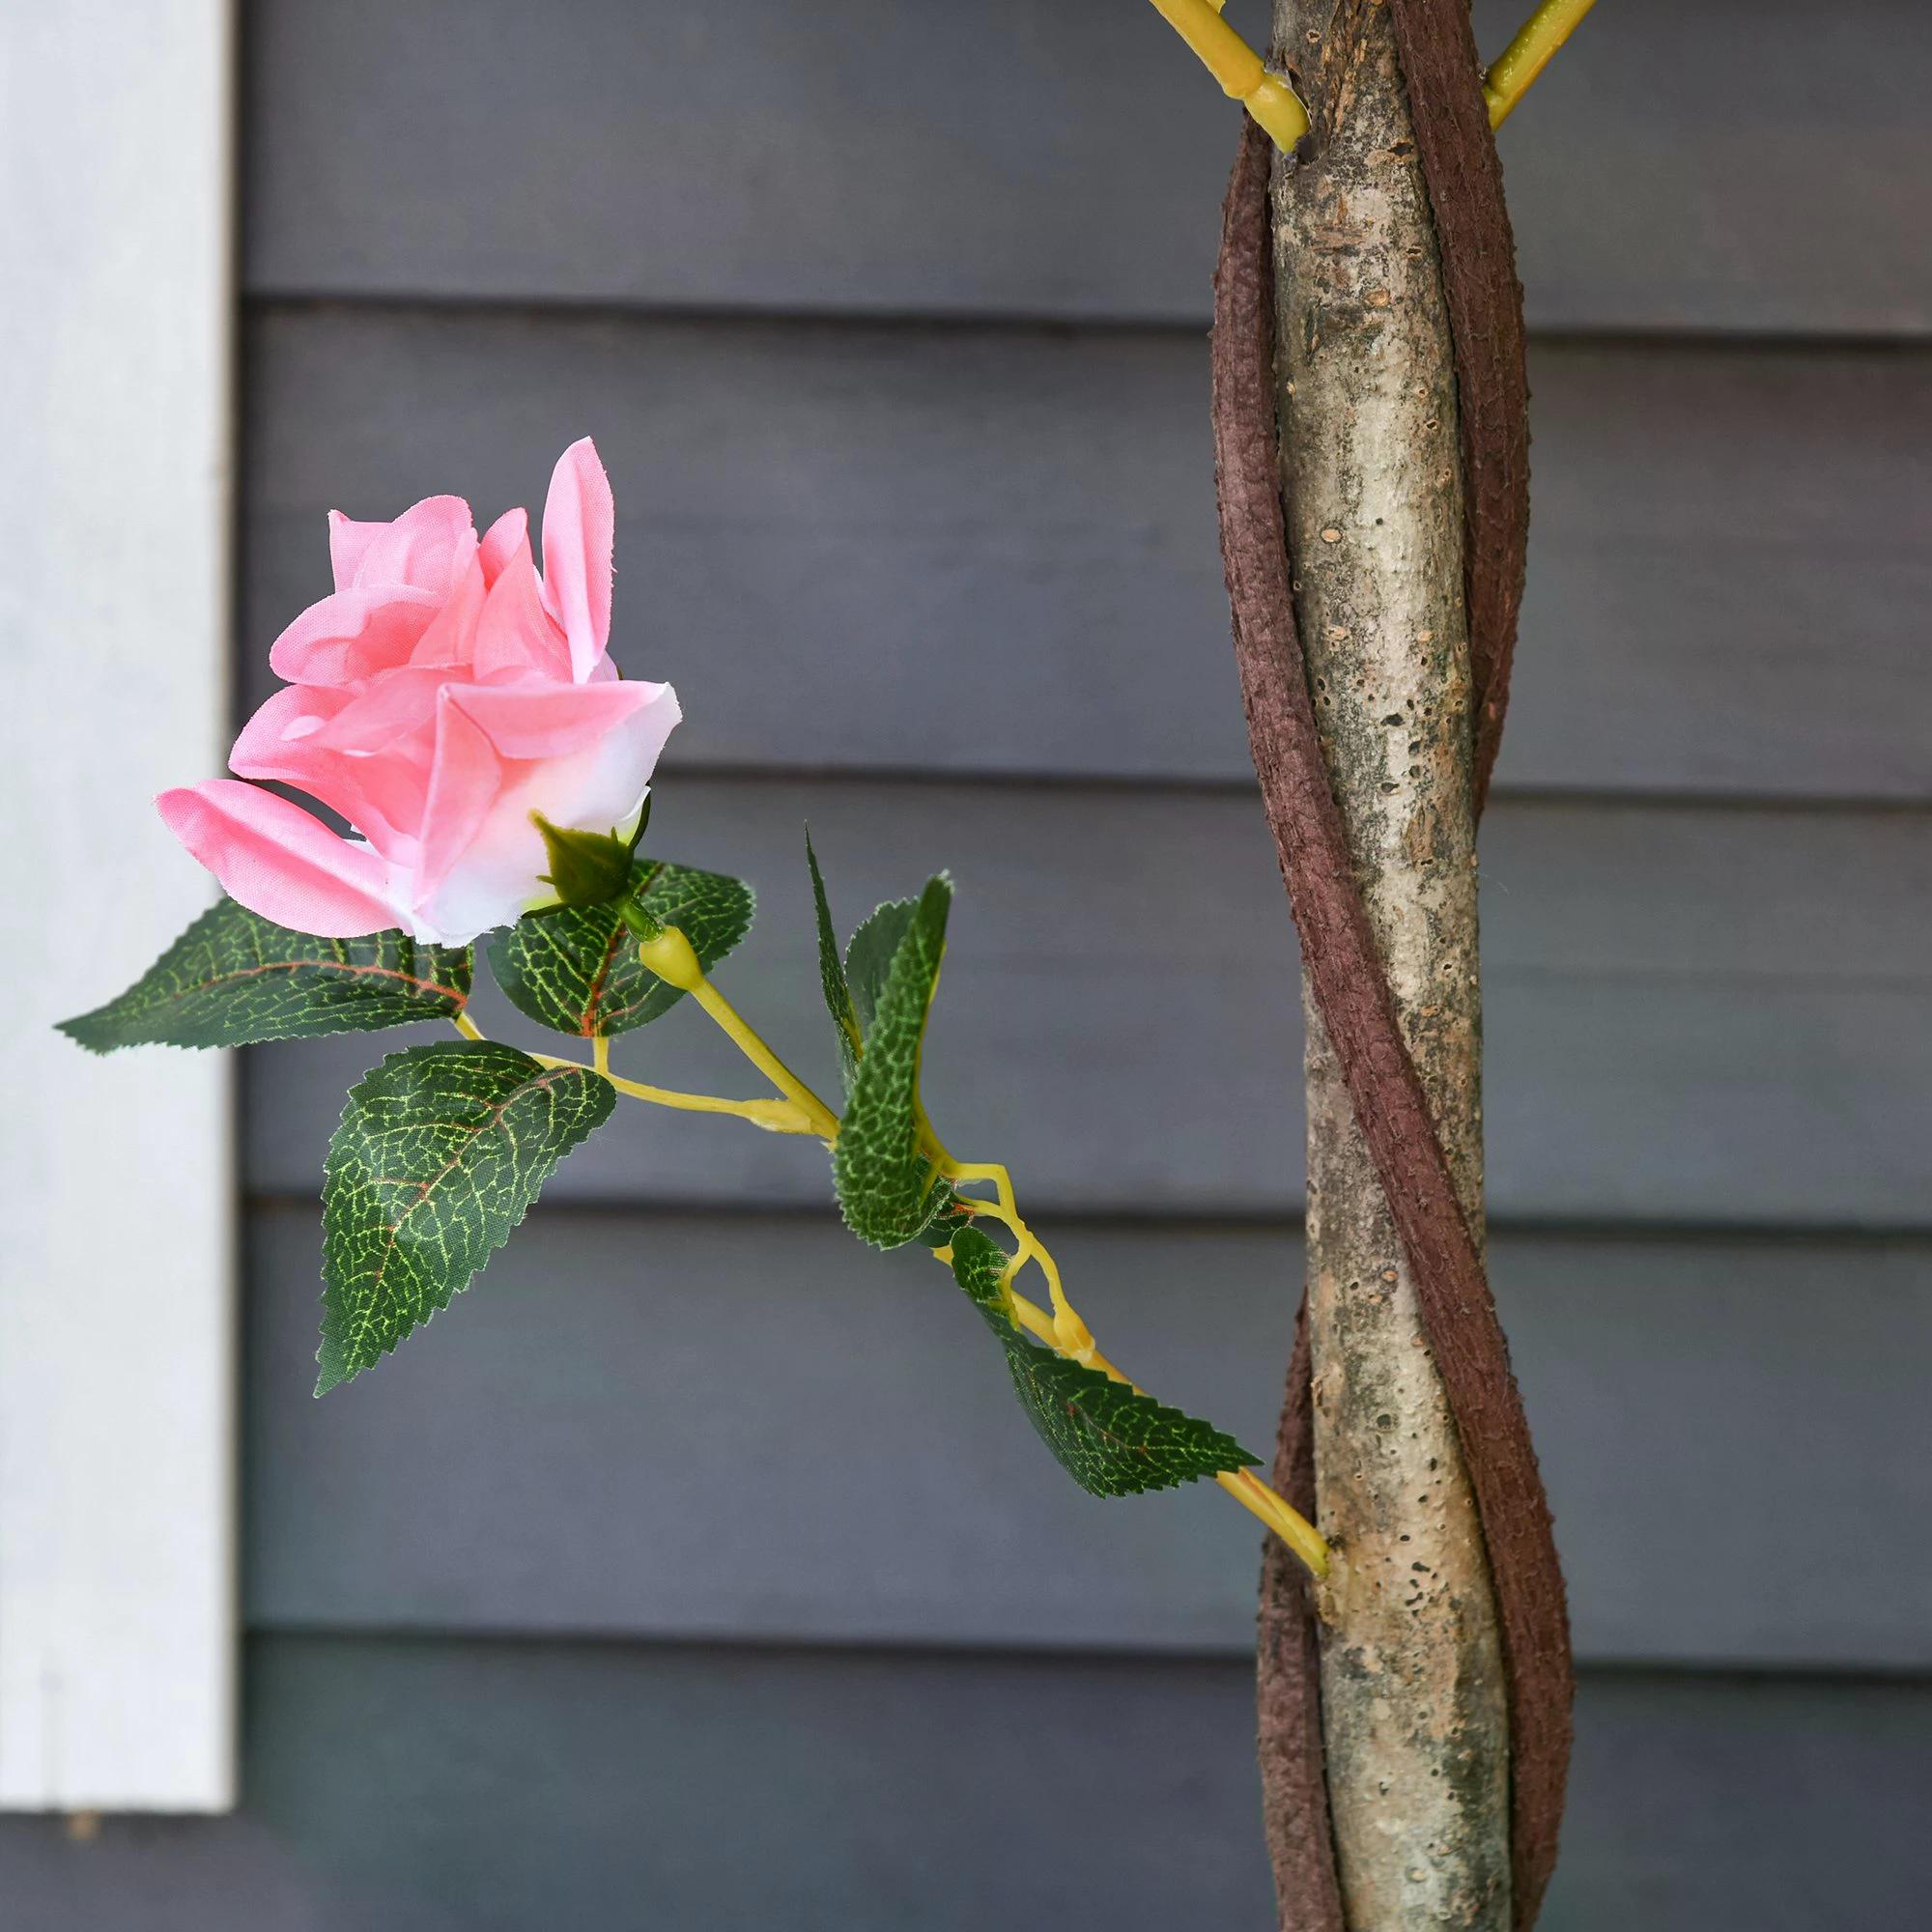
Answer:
[65,3,1594,1923]
[63,435,1323,1537]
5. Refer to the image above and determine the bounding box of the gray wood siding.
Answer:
[246,781,1932,1226]
[8,1641,1928,1932]
[244,0,1932,336]
[244,1206,1932,1672]
[10,1,1916,1923]
[245,310,1932,800]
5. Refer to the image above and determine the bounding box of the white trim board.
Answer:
[0,3,238,1809]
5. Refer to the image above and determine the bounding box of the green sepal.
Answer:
[487,859,753,1038]
[947,1225,1259,1497]
[530,798,648,909]
[831,873,952,1249]
[804,830,862,1094]
[57,896,470,1053]
[316,1040,614,1393]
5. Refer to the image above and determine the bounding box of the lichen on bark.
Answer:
[1268,1,1511,1924]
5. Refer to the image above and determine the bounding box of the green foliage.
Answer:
[947,1226,1258,1497]
[843,898,917,1036]
[831,874,952,1248]
[58,896,470,1053]
[804,831,862,1094]
[487,860,753,1038]
[530,801,646,908]
[317,1040,613,1393]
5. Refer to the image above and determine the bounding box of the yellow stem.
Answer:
[1144,0,1309,153]
[468,934,1329,1575]
[631,924,843,1140]
[923,1238,1327,1577]
[689,979,842,1141]
[448,1014,815,1133]
[1484,0,1599,128]
[1219,1468,1331,1577]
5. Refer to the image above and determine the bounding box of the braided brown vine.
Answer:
[1213,29,1573,1919]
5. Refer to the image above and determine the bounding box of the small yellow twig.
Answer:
[1144,0,1309,153]
[447,1013,815,1133]
[465,927,1330,1576]
[923,1219,1329,1577]
[1484,0,1599,128]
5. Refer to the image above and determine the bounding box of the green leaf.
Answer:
[832,874,952,1249]
[805,830,861,1093]
[317,1040,614,1393]
[946,1226,1258,1497]
[844,898,917,1037]
[487,859,753,1038]
[58,896,470,1053]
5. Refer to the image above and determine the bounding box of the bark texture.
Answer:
[1212,14,1574,1927]
[1270,6,1508,1924]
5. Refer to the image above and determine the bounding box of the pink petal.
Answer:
[477,507,529,587]
[408,686,680,946]
[412,689,508,904]
[229,686,428,857]
[446,677,671,760]
[327,510,384,592]
[349,494,477,596]
[267,584,442,688]
[308,666,451,756]
[539,438,614,682]
[157,781,399,937]
[406,538,486,668]
[472,540,573,684]
[229,686,380,835]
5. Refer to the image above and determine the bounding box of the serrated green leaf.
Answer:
[844,898,917,1037]
[58,896,470,1053]
[947,1225,1259,1497]
[832,874,952,1249]
[486,860,753,1038]
[805,831,861,1094]
[317,1040,613,1393]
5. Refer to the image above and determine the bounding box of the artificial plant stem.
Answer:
[621,922,1329,1575]
[1484,0,1598,128]
[929,1235,1330,1577]
[686,977,840,1139]
[629,923,842,1140]
[1264,2,1510,1924]
[1145,0,1309,151]
[447,1014,813,1131]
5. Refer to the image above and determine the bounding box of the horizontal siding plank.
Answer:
[244,309,1932,800]
[245,1207,1932,1670]
[6,1640,1927,1930]
[243,0,1932,337]
[242,781,1932,1227]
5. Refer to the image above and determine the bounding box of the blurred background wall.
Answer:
[8,2,1930,1924]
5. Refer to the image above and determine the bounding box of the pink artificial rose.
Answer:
[159,439,680,945]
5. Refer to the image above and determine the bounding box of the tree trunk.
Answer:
[1268,3,1511,1924]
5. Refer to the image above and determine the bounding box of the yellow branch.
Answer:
[448,1013,815,1133]
[481,921,1336,1577]
[1484,0,1599,128]
[1144,0,1309,152]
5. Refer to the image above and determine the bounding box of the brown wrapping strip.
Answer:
[1387,0,1532,816]
[1254,1305,1345,1930]
[1212,104,1572,1930]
